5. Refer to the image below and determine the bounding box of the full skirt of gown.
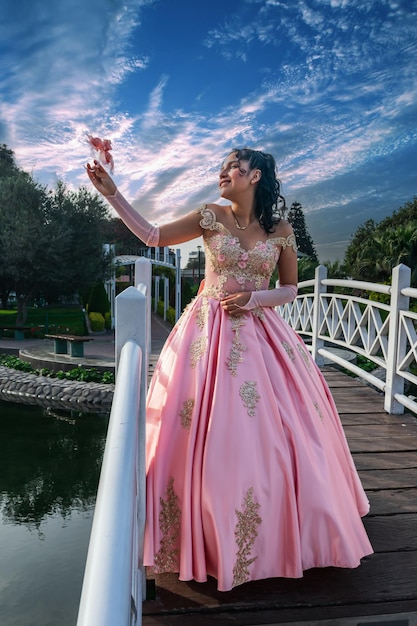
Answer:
[143,295,373,591]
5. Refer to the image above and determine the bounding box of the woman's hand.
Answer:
[221,292,251,316]
[86,160,117,197]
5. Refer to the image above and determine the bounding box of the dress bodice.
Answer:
[198,205,297,299]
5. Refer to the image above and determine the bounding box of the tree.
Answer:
[344,198,417,286]
[101,217,148,255]
[287,202,319,262]
[44,182,112,302]
[344,219,376,280]
[323,259,348,280]
[0,146,112,319]
[0,171,60,322]
[0,146,23,307]
[0,144,18,179]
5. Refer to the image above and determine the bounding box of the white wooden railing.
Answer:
[77,258,152,626]
[279,263,417,416]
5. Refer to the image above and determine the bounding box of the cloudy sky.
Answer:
[1,0,416,265]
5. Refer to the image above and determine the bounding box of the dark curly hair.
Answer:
[230,148,286,234]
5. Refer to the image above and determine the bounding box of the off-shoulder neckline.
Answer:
[200,204,292,253]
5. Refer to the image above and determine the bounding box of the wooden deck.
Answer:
[142,367,417,625]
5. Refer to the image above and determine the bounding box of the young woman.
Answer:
[87,148,373,592]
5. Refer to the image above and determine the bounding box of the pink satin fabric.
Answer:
[143,209,373,591]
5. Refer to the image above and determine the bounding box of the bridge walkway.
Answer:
[142,366,417,625]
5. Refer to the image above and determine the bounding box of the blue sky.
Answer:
[0,0,416,265]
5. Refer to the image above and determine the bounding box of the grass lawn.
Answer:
[0,307,87,337]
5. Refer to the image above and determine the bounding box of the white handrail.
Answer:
[77,340,142,625]
[77,282,149,626]
[279,263,417,416]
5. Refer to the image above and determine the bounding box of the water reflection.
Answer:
[0,400,109,626]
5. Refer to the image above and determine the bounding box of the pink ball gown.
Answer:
[144,205,373,592]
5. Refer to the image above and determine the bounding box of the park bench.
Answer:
[0,325,32,340]
[45,334,91,358]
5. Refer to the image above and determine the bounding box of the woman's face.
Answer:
[219,152,252,199]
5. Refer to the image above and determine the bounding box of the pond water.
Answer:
[0,400,109,626]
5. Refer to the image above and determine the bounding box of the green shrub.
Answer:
[156,301,175,326]
[104,311,112,329]
[0,355,33,372]
[89,311,105,332]
[0,355,114,384]
[87,283,110,315]
[166,307,176,326]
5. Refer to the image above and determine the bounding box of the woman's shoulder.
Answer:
[269,219,297,251]
[196,203,229,231]
[271,218,294,237]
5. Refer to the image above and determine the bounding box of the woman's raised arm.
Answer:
[86,161,203,247]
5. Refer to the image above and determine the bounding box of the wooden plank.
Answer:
[143,552,417,616]
[331,386,385,399]
[342,413,417,426]
[359,468,417,490]
[368,488,417,514]
[344,423,417,439]
[349,436,417,452]
[335,403,387,414]
[320,367,368,387]
[143,603,417,626]
[354,451,417,470]
[322,372,371,388]
[363,514,417,551]
[144,602,417,626]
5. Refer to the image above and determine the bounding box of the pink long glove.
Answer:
[106,189,160,247]
[239,284,298,310]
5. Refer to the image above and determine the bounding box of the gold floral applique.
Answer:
[250,306,265,320]
[195,297,209,330]
[204,234,280,291]
[282,341,295,361]
[226,314,247,376]
[201,274,228,300]
[179,398,194,430]
[239,381,260,417]
[273,233,297,253]
[198,205,218,230]
[190,336,207,368]
[232,488,262,587]
[314,401,325,421]
[297,344,311,370]
[153,477,181,573]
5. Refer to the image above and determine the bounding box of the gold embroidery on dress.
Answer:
[201,275,227,300]
[153,477,181,573]
[251,306,265,320]
[232,488,262,587]
[226,314,247,376]
[195,297,209,330]
[180,398,194,430]
[274,233,297,253]
[190,336,207,368]
[314,401,325,421]
[239,381,260,417]
[203,232,280,292]
[282,341,295,361]
[198,205,219,231]
[297,344,311,370]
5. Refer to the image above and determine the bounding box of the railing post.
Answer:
[311,265,327,366]
[385,264,411,414]
[135,258,152,357]
[175,249,181,322]
[164,276,169,321]
[116,285,148,617]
